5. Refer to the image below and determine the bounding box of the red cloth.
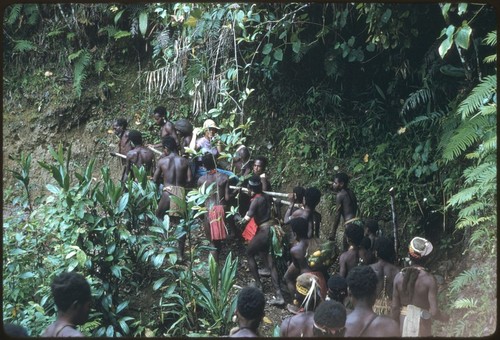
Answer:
[242,217,258,242]
[241,194,262,242]
[209,205,227,240]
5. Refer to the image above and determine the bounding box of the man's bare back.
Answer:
[154,153,191,187]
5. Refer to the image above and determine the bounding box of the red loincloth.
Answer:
[242,218,258,242]
[209,205,227,240]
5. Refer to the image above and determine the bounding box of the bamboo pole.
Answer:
[229,185,289,198]
[111,152,127,159]
[148,146,163,155]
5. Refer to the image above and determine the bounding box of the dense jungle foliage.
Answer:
[2,2,497,337]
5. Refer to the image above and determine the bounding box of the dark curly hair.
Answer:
[51,272,91,312]
[346,266,377,300]
[293,186,306,203]
[114,118,128,129]
[314,300,346,329]
[289,217,308,239]
[364,219,379,234]
[254,156,268,169]
[162,135,178,152]
[128,130,143,146]
[237,287,265,321]
[202,152,216,170]
[305,187,321,209]
[327,274,348,303]
[374,236,395,263]
[334,173,349,186]
[153,106,167,117]
[247,175,263,193]
[345,222,364,246]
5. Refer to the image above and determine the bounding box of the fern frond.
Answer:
[13,40,36,53]
[483,55,497,64]
[443,115,490,161]
[482,31,496,46]
[457,75,496,119]
[24,4,40,26]
[71,49,92,98]
[453,298,478,309]
[469,225,496,245]
[481,135,497,154]
[6,4,22,25]
[449,268,480,294]
[457,201,486,217]
[401,88,433,115]
[463,161,496,186]
[447,186,478,207]
[406,111,445,128]
[456,215,495,229]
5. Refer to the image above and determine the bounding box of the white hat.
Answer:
[203,119,219,130]
[409,237,433,258]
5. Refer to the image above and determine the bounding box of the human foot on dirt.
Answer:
[269,296,285,306]
[287,303,300,314]
[258,268,271,277]
[249,280,262,290]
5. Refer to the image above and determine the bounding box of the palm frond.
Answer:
[483,31,496,46]
[406,111,445,127]
[447,186,478,207]
[456,215,495,229]
[463,161,496,186]
[13,40,36,53]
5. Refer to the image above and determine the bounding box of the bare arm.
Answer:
[427,275,449,322]
[152,161,162,185]
[339,253,347,278]
[391,273,402,322]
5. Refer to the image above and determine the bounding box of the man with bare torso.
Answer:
[345,266,400,337]
[392,237,449,336]
[369,236,400,316]
[147,106,178,150]
[110,118,132,164]
[328,173,358,251]
[153,136,192,262]
[284,187,322,239]
[338,221,374,278]
[197,153,230,262]
[238,175,284,306]
[121,130,155,183]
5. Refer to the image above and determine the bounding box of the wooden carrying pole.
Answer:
[148,146,163,155]
[229,185,295,206]
[111,152,127,159]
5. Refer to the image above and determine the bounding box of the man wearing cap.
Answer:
[147,106,178,150]
[238,175,285,306]
[391,237,449,336]
[280,273,323,337]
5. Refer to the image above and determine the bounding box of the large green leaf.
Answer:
[455,24,472,50]
[438,25,455,58]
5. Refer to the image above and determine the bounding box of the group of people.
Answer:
[24,107,448,337]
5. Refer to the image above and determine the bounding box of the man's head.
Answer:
[295,273,322,311]
[51,272,91,324]
[203,119,219,138]
[202,152,217,170]
[332,173,349,192]
[345,221,364,246]
[408,237,433,264]
[346,266,377,303]
[288,217,308,240]
[305,187,321,209]
[162,135,178,153]
[253,156,267,175]
[128,130,143,146]
[247,175,263,194]
[153,106,167,126]
[237,287,265,322]
[293,186,306,204]
[234,145,250,163]
[112,118,128,136]
[327,274,348,303]
[364,219,379,236]
[313,301,347,337]
[374,236,396,263]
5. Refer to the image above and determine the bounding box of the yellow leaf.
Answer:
[263,316,272,324]
[185,15,197,27]
[397,127,407,135]
[363,154,369,163]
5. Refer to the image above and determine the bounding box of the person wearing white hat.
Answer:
[391,237,449,336]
